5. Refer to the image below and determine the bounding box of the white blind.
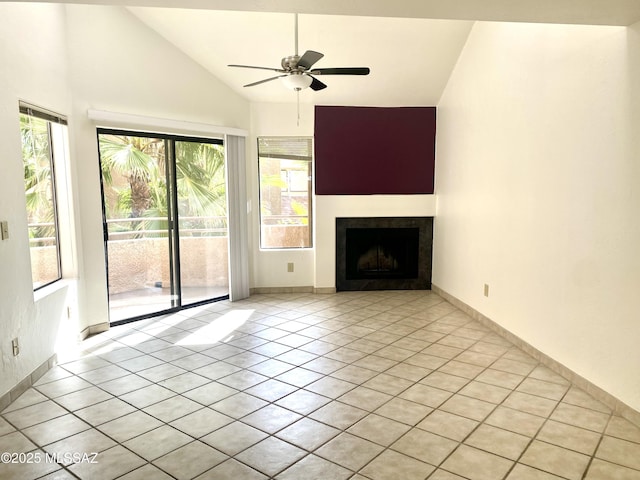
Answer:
[258,137,312,161]
[226,135,250,301]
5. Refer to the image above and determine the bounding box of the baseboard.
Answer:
[432,284,640,430]
[314,287,337,294]
[0,354,57,412]
[249,286,338,295]
[79,322,110,340]
[250,286,315,295]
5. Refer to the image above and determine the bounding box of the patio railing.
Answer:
[105,216,229,240]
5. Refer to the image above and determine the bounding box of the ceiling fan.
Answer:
[228,13,370,92]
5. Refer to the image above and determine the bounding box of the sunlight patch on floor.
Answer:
[176,309,255,346]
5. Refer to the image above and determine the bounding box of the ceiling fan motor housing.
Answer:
[281,55,301,71]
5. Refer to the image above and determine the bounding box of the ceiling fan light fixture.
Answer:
[280,73,313,91]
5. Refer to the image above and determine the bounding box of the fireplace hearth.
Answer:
[336,217,433,291]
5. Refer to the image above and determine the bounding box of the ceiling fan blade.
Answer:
[229,64,286,73]
[310,76,327,91]
[243,75,287,87]
[297,50,324,70]
[309,67,370,76]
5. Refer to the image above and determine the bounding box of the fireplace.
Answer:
[336,217,433,291]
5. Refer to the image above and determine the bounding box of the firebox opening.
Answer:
[346,228,419,280]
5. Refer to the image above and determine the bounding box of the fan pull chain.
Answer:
[297,90,301,126]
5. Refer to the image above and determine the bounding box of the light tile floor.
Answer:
[2,291,640,480]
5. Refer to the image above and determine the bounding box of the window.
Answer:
[258,137,313,249]
[20,103,66,290]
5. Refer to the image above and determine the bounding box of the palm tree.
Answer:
[98,134,226,238]
[21,114,56,244]
[174,140,227,236]
[175,140,226,217]
[98,135,163,220]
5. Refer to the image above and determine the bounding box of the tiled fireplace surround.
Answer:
[335,217,433,292]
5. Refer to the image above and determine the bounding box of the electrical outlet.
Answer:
[12,338,19,356]
[0,221,8,240]
[483,284,490,297]
[287,262,294,273]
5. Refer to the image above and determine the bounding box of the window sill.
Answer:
[34,278,75,303]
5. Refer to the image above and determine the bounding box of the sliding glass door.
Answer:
[98,130,228,323]
[174,140,229,306]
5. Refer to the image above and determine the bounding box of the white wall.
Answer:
[0,4,76,400]
[64,5,251,330]
[434,21,640,411]
[249,103,316,289]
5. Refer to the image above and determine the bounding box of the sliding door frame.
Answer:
[97,128,229,326]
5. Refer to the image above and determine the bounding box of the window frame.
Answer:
[19,102,66,291]
[257,136,313,250]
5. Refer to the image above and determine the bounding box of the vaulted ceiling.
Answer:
[128,9,473,105]
[41,0,640,105]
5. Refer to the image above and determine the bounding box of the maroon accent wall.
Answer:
[314,106,436,195]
